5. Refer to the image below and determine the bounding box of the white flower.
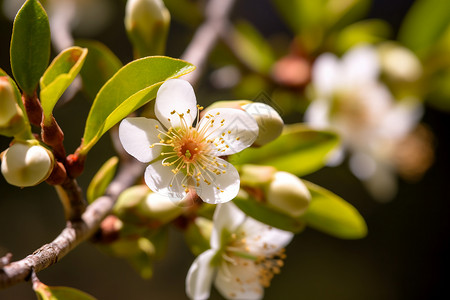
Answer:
[186,202,293,300]
[305,45,422,200]
[119,79,259,204]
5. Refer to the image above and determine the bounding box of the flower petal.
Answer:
[238,217,294,256]
[144,160,187,202]
[215,258,264,300]
[155,79,197,129]
[304,98,331,129]
[199,108,258,156]
[341,45,380,86]
[312,53,340,97]
[210,202,246,249]
[119,117,162,163]
[186,249,216,300]
[196,158,240,204]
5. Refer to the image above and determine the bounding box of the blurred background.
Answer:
[1,0,449,299]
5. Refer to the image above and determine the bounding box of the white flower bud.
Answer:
[1,142,54,187]
[242,102,284,146]
[143,192,183,223]
[378,43,422,82]
[0,77,20,127]
[125,0,170,57]
[266,171,311,217]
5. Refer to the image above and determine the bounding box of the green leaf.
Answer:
[79,56,195,154]
[398,0,450,55]
[35,282,96,300]
[75,40,123,101]
[40,46,88,124]
[271,0,326,51]
[234,192,306,233]
[302,181,367,239]
[184,217,212,256]
[326,0,371,30]
[231,21,276,74]
[230,124,340,176]
[87,156,119,203]
[10,0,50,95]
[333,19,391,54]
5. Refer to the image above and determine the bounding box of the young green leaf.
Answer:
[40,46,88,124]
[333,19,391,54]
[229,124,340,176]
[10,0,50,96]
[398,0,450,55]
[233,192,306,233]
[34,282,97,300]
[302,181,367,239]
[86,156,119,203]
[75,40,123,101]
[79,56,195,154]
[230,21,276,74]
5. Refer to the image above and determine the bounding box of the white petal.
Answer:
[186,249,216,300]
[238,217,294,256]
[312,53,340,97]
[196,158,240,204]
[363,164,397,203]
[341,45,380,86]
[349,152,377,180]
[199,108,258,156]
[304,98,331,129]
[144,160,187,202]
[215,258,264,300]
[119,117,162,163]
[380,98,422,139]
[210,202,246,249]
[326,146,345,167]
[155,79,197,129]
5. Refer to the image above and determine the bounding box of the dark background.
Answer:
[1,0,449,299]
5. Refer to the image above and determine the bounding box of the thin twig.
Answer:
[0,0,237,290]
[181,0,236,85]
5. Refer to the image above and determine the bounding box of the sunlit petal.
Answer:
[186,249,216,300]
[119,117,162,163]
[144,160,187,201]
[155,79,197,129]
[196,159,240,204]
[199,108,258,156]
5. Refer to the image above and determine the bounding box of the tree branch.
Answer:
[181,0,236,85]
[0,0,237,290]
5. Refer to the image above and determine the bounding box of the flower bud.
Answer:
[115,185,182,224]
[378,42,422,82]
[141,192,183,223]
[266,171,311,217]
[125,0,170,57]
[242,102,284,146]
[1,141,54,187]
[0,77,18,127]
[0,77,28,137]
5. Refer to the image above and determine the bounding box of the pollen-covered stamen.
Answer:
[150,107,232,194]
[222,229,288,289]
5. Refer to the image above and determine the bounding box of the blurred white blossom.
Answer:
[305,45,423,201]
